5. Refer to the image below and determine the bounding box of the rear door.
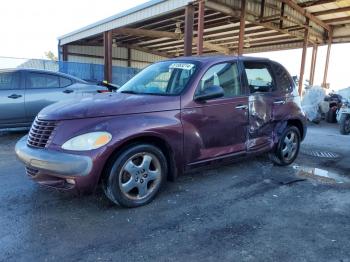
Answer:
[242,60,275,150]
[0,71,27,127]
[24,72,76,121]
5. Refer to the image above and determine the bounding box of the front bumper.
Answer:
[15,135,93,177]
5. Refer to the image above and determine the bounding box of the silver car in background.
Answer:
[0,69,108,129]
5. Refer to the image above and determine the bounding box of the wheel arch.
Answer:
[100,134,178,184]
[287,118,305,140]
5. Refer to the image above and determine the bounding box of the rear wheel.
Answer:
[270,126,301,166]
[103,144,167,207]
[326,109,337,123]
[340,114,350,135]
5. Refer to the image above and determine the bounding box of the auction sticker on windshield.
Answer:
[169,63,195,70]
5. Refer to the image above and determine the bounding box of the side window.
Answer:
[0,72,19,90]
[27,73,60,89]
[60,77,73,87]
[244,62,274,93]
[271,62,293,92]
[197,63,242,98]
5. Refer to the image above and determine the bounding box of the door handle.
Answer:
[235,105,248,110]
[274,100,286,105]
[8,94,22,99]
[63,89,74,94]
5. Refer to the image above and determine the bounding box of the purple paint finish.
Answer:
[16,56,307,193]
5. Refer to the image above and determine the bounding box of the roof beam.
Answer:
[115,27,230,55]
[204,0,240,17]
[118,43,172,58]
[204,0,319,43]
[113,28,183,40]
[299,0,337,8]
[323,16,350,24]
[195,38,231,54]
[312,6,350,16]
[279,0,330,31]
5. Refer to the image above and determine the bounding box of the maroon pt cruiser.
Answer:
[15,56,307,207]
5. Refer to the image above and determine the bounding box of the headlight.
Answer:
[62,132,112,151]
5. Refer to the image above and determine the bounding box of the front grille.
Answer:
[26,166,39,177]
[27,118,57,148]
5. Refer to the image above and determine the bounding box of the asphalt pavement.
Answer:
[0,122,349,262]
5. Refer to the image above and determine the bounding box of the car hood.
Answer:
[38,93,181,121]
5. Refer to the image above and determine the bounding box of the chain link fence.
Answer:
[0,57,141,86]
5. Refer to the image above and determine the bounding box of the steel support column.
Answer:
[127,48,131,67]
[280,3,285,29]
[309,45,318,86]
[260,0,265,19]
[322,27,333,88]
[62,45,68,61]
[197,0,205,55]
[184,4,194,56]
[298,19,309,95]
[103,31,112,83]
[238,0,246,55]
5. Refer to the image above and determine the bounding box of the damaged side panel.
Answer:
[247,93,274,150]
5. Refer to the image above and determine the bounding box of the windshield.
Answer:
[118,61,197,95]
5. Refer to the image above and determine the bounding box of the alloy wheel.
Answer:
[345,118,350,133]
[281,130,298,161]
[118,152,162,200]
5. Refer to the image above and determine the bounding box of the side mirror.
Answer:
[195,85,224,102]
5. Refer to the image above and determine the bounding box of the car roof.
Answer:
[169,55,271,64]
[0,68,87,83]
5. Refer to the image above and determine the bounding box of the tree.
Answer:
[44,51,58,61]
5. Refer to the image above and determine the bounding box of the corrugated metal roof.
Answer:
[58,0,350,55]
[58,0,193,45]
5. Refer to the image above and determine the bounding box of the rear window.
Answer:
[271,62,293,93]
[0,72,19,90]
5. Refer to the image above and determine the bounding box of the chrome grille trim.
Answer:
[27,118,57,148]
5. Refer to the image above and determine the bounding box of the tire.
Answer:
[102,144,167,207]
[269,126,301,166]
[340,114,350,135]
[326,109,337,123]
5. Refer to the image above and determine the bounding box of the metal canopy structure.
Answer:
[58,0,350,93]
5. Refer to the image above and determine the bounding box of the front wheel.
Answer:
[103,144,167,207]
[340,114,350,135]
[270,126,301,166]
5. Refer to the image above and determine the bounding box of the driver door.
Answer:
[182,62,249,166]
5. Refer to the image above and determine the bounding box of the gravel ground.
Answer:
[0,122,349,262]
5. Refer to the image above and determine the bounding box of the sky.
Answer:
[0,0,349,90]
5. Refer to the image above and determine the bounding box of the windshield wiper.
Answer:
[119,90,139,94]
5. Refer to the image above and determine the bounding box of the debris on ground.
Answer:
[301,86,326,122]
[294,165,350,184]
